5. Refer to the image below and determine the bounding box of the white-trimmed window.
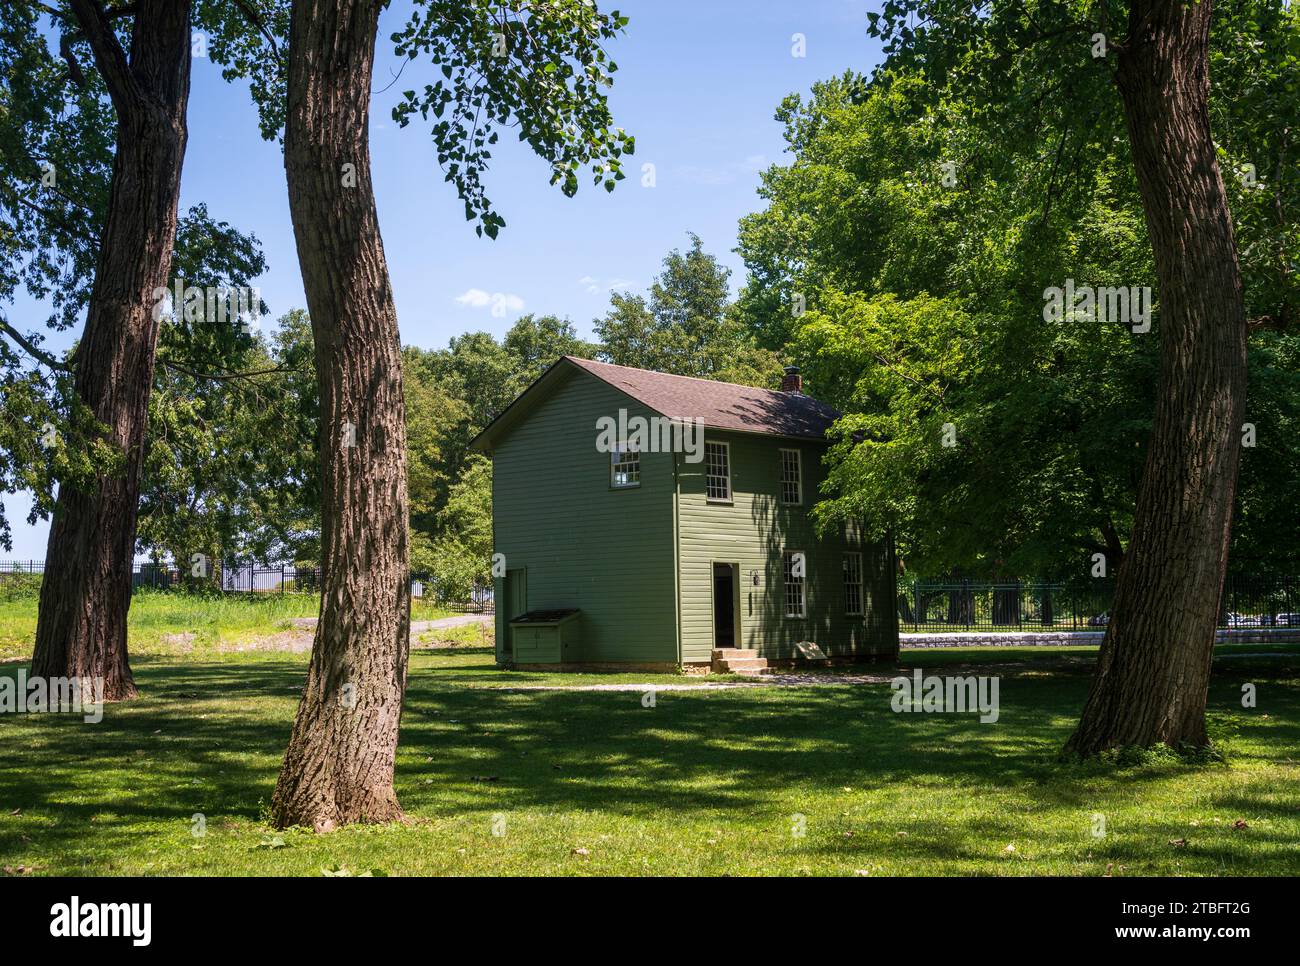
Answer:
[705,441,731,502]
[611,443,640,488]
[843,552,863,616]
[783,551,806,618]
[780,448,802,505]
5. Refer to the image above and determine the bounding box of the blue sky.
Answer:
[5,0,884,559]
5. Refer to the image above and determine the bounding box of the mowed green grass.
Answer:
[1,643,1297,876]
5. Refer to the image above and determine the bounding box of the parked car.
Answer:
[1087,613,1109,626]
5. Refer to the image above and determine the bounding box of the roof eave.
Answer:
[470,354,842,452]
[467,356,579,454]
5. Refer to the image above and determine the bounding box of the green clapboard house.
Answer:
[469,356,899,671]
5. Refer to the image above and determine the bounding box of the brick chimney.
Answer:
[780,365,803,394]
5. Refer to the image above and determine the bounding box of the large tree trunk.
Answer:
[1065,0,1247,755]
[946,578,974,626]
[271,0,410,831]
[30,0,193,702]
[991,581,1021,626]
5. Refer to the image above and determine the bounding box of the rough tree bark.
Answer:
[271,0,410,830]
[31,0,193,701]
[1065,0,1248,755]
[992,581,1021,626]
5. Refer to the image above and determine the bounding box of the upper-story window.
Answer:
[705,441,731,502]
[611,443,640,488]
[780,448,802,505]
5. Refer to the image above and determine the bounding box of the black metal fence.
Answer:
[0,560,42,576]
[217,564,322,594]
[133,562,180,590]
[437,581,495,613]
[0,559,322,592]
[899,576,1300,632]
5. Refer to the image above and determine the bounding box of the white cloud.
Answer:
[673,154,769,186]
[578,276,636,295]
[455,288,525,318]
[673,165,735,186]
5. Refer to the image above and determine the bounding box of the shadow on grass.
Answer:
[0,658,302,864]
[1,654,1296,871]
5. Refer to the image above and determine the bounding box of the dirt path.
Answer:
[226,613,493,653]
[287,613,492,634]
[410,614,493,634]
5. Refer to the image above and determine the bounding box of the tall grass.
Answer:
[125,589,320,648]
[0,583,454,660]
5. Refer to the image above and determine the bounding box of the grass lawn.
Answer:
[0,590,454,661]
[1,641,1297,876]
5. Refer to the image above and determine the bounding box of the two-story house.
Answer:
[469,356,899,671]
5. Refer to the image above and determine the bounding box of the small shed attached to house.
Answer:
[508,609,582,663]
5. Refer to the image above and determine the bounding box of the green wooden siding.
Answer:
[490,371,678,663]
[674,430,896,663]
[486,365,897,666]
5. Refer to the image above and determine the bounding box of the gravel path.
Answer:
[411,613,493,633]
[241,613,492,653]
[493,672,894,692]
[289,613,492,634]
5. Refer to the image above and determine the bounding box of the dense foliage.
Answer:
[0,1,285,554]
[595,234,782,385]
[736,1,1300,579]
[138,310,320,577]
[8,0,1297,595]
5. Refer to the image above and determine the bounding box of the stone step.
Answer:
[718,658,769,674]
[711,648,758,661]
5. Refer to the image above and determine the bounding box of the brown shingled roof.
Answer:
[564,356,840,440]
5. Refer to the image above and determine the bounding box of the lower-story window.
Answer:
[783,551,806,618]
[843,552,863,615]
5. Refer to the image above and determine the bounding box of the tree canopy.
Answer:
[596,234,782,386]
[737,1,1300,579]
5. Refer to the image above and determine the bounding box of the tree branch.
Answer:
[0,318,73,372]
[68,0,140,115]
[161,359,303,383]
[14,0,74,24]
[12,192,99,248]
[868,348,947,403]
[231,0,286,69]
[58,31,88,88]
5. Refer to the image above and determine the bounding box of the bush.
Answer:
[0,572,42,601]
